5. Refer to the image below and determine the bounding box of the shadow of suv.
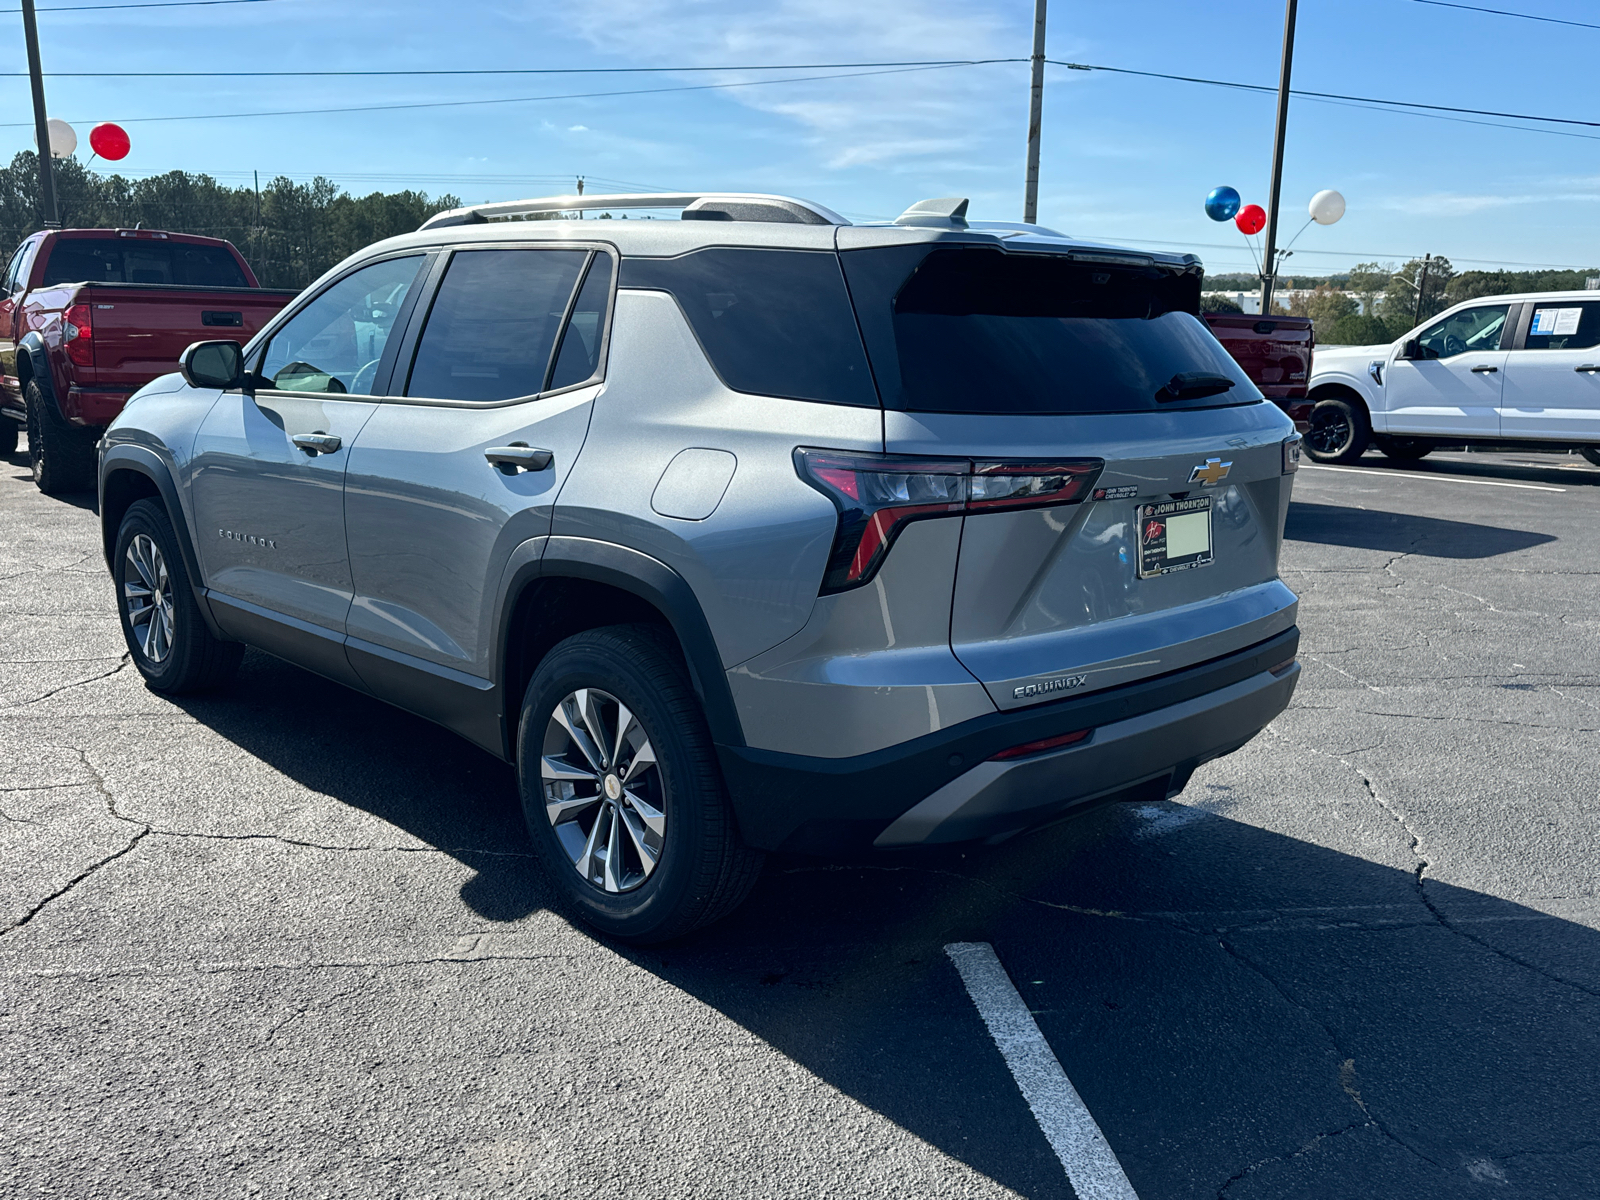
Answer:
[97,191,1303,940]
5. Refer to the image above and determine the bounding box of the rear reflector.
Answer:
[1269,657,1297,676]
[795,448,1103,593]
[988,728,1092,761]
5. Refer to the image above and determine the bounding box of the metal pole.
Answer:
[21,0,60,228]
[1412,254,1431,328]
[1022,0,1047,224]
[1259,0,1298,315]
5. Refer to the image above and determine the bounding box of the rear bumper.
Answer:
[1272,399,1314,430]
[718,626,1299,852]
[64,388,134,427]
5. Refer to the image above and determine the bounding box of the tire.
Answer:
[113,498,243,693]
[516,623,763,943]
[1582,448,1600,468]
[25,379,98,495]
[1303,394,1371,464]
[1374,436,1432,462]
[0,418,17,458]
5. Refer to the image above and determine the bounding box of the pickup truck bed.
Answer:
[2,228,294,492]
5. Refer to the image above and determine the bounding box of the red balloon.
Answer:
[89,122,130,161]
[1235,204,1266,235]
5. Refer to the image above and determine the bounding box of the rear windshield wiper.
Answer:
[1157,372,1235,402]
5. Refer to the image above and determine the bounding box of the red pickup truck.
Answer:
[1202,311,1314,428]
[1,228,294,493]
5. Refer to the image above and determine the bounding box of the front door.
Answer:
[189,253,428,686]
[1501,299,1600,442]
[1382,303,1511,438]
[342,245,613,739]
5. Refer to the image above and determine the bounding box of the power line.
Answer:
[0,61,990,128]
[6,58,1025,78]
[1052,61,1600,130]
[0,0,285,10]
[1409,0,1600,32]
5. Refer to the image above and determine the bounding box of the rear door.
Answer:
[341,244,611,715]
[189,252,429,687]
[1500,298,1600,442]
[1380,303,1511,437]
[844,242,1299,710]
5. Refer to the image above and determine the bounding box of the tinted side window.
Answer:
[1522,301,1600,351]
[1416,305,1509,359]
[4,242,27,292]
[618,248,877,407]
[548,254,613,390]
[258,255,425,395]
[405,248,587,402]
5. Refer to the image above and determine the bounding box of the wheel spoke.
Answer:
[622,738,656,786]
[553,698,605,774]
[574,803,606,882]
[619,805,661,879]
[141,606,160,658]
[602,802,624,893]
[622,788,665,839]
[612,702,638,774]
[541,755,597,784]
[153,607,172,660]
[575,688,613,770]
[546,790,601,825]
[124,596,153,624]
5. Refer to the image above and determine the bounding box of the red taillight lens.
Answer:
[795,448,1104,594]
[988,728,1092,761]
[63,303,94,368]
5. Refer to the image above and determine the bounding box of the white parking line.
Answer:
[1300,464,1565,492]
[945,942,1140,1200]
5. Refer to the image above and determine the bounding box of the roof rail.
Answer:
[418,192,850,231]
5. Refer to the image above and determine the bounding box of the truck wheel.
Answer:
[0,419,17,458]
[1304,394,1371,464]
[25,380,98,495]
[516,624,763,943]
[1374,436,1431,462]
[114,499,243,693]
[1582,448,1600,468]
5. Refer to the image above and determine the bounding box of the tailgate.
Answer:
[1203,314,1313,397]
[84,286,293,386]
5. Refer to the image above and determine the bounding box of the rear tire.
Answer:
[1374,436,1432,462]
[1304,394,1371,464]
[1582,448,1600,468]
[114,499,243,693]
[25,380,98,495]
[516,623,763,943]
[0,418,17,458]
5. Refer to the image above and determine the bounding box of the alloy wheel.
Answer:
[540,687,665,894]
[1306,407,1353,457]
[123,534,175,663]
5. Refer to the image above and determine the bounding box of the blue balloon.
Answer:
[1204,185,1241,222]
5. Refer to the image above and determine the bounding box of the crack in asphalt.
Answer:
[1292,702,1600,734]
[1215,1119,1373,1196]
[6,652,132,709]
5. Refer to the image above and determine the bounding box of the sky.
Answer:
[4,0,1599,280]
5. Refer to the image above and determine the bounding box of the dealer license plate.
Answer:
[1137,497,1214,578]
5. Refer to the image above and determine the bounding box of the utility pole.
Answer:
[1412,254,1431,328]
[1259,0,1298,315]
[21,0,60,228]
[1022,0,1047,224]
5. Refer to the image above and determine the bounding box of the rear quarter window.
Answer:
[40,238,249,288]
[618,247,877,407]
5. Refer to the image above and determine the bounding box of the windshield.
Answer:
[40,237,250,288]
[841,246,1258,415]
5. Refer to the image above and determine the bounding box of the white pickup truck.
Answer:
[1305,290,1600,466]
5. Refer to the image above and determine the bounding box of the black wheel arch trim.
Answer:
[99,444,227,640]
[495,535,746,758]
[16,332,61,417]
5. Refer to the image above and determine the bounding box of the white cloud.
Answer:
[1382,191,1600,216]
[568,124,590,132]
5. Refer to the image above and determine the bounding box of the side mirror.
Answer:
[179,340,245,390]
[1401,338,1421,360]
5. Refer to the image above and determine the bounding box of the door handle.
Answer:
[1576,365,1600,373]
[292,431,342,455]
[485,443,554,473]
[1470,365,1499,374]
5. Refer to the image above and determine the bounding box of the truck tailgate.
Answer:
[79,284,295,387]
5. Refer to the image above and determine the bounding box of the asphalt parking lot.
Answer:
[3,439,1598,1200]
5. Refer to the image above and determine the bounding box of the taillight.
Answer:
[64,303,94,368]
[1282,435,1301,474]
[989,728,1092,761]
[795,448,1103,594]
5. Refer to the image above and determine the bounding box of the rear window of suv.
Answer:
[619,247,877,407]
[841,245,1259,415]
[40,237,249,288]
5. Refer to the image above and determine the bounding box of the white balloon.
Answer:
[38,118,77,159]
[1309,189,1345,225]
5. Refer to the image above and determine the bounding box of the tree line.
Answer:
[1202,259,1599,345]
[1,151,460,290]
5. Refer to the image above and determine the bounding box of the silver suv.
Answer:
[98,192,1302,941]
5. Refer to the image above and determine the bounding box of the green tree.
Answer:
[1200,293,1243,314]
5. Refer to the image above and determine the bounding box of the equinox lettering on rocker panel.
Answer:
[1014,673,1088,700]
[219,529,277,550]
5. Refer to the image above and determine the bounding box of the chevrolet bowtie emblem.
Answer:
[1189,457,1232,486]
